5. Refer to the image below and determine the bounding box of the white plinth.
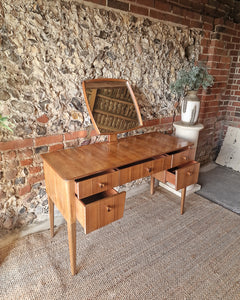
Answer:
[173,121,204,149]
[159,121,204,197]
[159,182,202,197]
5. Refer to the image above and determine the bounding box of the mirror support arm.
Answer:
[108,133,118,143]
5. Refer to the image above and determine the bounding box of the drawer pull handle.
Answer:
[183,156,187,160]
[106,206,112,212]
[146,167,152,173]
[187,171,192,176]
[98,183,105,188]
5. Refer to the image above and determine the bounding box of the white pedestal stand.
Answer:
[159,121,204,197]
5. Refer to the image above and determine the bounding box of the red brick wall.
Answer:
[85,0,240,24]
[197,18,240,163]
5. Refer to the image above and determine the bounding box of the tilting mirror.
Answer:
[82,79,143,135]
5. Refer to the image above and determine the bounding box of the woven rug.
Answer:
[1,188,240,300]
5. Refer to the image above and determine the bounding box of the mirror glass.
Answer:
[82,79,143,134]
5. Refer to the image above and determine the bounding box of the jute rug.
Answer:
[1,188,240,300]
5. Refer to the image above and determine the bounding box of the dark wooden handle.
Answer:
[146,167,152,173]
[106,206,111,212]
[98,182,105,188]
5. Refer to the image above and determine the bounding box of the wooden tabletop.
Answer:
[41,132,193,180]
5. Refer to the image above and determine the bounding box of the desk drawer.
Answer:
[171,148,195,168]
[118,155,171,185]
[118,159,150,185]
[75,189,126,234]
[166,161,200,190]
[75,169,119,199]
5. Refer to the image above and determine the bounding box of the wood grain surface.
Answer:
[41,132,192,180]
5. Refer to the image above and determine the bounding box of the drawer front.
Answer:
[75,189,126,234]
[161,154,172,171]
[142,160,154,178]
[165,161,200,190]
[75,170,119,199]
[119,155,171,185]
[119,163,143,185]
[171,148,195,168]
[175,161,200,190]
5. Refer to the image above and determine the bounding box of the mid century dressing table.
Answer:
[41,79,200,275]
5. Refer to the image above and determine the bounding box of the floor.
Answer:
[1,188,240,299]
[197,162,240,214]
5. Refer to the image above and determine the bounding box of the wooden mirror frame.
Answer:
[82,78,143,139]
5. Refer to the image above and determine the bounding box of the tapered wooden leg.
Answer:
[48,197,54,237]
[67,222,76,276]
[150,176,155,195]
[181,187,186,215]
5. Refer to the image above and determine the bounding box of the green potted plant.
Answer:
[170,64,214,125]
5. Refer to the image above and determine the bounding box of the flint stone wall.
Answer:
[0,0,201,233]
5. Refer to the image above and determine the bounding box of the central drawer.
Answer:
[118,155,171,185]
[75,189,126,234]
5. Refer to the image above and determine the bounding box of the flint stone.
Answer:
[8,88,19,98]
[130,16,137,23]
[35,146,48,153]
[99,30,108,39]
[80,23,89,29]
[0,90,10,101]
[15,177,26,185]
[143,19,152,27]
[80,139,91,146]
[80,50,89,57]
[0,35,11,51]
[15,125,33,136]
[9,50,22,64]
[42,199,48,206]
[11,100,34,114]
[19,206,27,214]
[154,38,161,44]
[32,182,42,190]
[3,217,13,230]
[107,51,117,60]
[36,125,47,136]
[39,100,50,112]
[71,97,83,111]
[109,11,117,22]
[39,188,46,198]
[30,202,39,208]
[99,9,108,17]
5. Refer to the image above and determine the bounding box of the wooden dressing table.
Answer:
[41,79,200,275]
[41,132,199,275]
